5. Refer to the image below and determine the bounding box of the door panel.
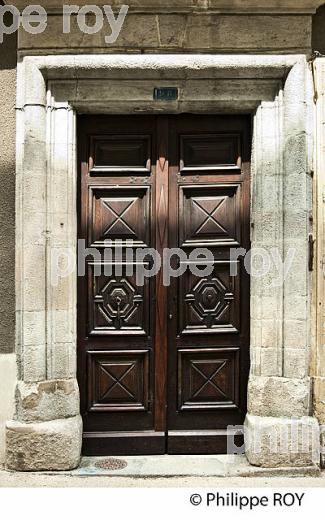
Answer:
[180,184,242,247]
[179,261,240,335]
[180,133,242,172]
[87,349,150,413]
[78,114,251,455]
[78,116,164,455]
[178,347,240,410]
[167,115,251,454]
[88,186,151,248]
[87,263,150,336]
[90,135,152,174]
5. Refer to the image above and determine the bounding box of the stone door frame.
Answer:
[6,54,320,470]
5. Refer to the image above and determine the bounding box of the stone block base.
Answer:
[6,415,82,471]
[248,376,310,417]
[15,379,80,423]
[245,414,320,468]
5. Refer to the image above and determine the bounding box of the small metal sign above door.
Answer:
[154,87,179,101]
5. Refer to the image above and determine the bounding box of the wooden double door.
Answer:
[78,114,251,455]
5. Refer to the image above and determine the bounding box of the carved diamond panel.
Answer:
[180,185,241,247]
[88,186,150,247]
[179,262,240,334]
[88,350,149,412]
[178,348,239,410]
[88,263,150,336]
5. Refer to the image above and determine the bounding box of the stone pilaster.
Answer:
[245,59,320,468]
[6,58,81,471]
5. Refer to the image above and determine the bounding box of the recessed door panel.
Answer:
[87,350,150,413]
[87,263,150,337]
[88,186,151,247]
[178,348,240,411]
[180,184,241,247]
[90,135,152,174]
[179,261,240,335]
[180,133,242,172]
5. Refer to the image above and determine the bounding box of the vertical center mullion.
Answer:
[154,116,169,434]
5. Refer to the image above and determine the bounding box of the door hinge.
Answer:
[309,234,315,272]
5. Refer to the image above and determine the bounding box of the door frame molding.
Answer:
[6,53,320,470]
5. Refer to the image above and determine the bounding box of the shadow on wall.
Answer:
[313,3,325,55]
[0,4,17,70]
[0,0,17,357]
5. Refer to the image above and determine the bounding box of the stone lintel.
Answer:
[21,54,302,81]
[16,14,312,53]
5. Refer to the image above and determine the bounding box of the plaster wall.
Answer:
[0,5,17,464]
[0,10,16,357]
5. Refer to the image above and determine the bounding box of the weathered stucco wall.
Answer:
[0,4,17,463]
[0,9,16,355]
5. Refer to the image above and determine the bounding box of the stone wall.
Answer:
[3,0,323,54]
[16,13,312,53]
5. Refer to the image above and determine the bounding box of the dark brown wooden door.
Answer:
[167,115,251,453]
[78,114,251,456]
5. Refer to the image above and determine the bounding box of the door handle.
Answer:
[169,313,173,320]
